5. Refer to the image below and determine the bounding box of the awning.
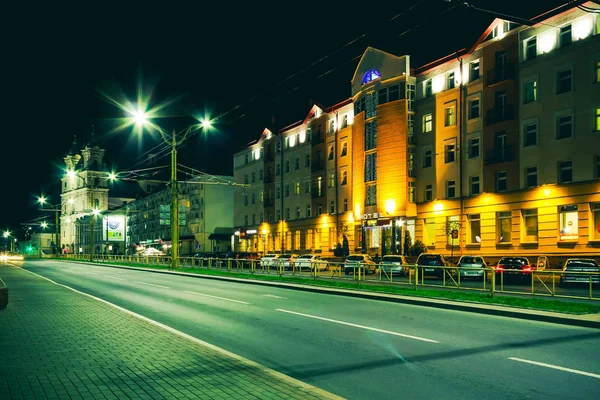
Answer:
[208,233,232,241]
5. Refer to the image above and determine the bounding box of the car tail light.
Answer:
[523,266,532,272]
[495,265,504,271]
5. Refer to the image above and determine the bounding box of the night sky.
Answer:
[1,0,568,238]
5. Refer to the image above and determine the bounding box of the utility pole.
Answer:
[458,55,465,256]
[89,186,95,262]
[171,131,180,268]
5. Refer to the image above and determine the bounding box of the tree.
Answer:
[409,240,427,257]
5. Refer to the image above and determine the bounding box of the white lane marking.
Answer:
[509,357,600,379]
[184,291,250,305]
[263,294,285,299]
[78,271,99,275]
[277,309,439,343]
[134,281,170,289]
[104,275,127,281]
[20,269,342,400]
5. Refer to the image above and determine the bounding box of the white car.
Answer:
[138,247,164,257]
[295,254,328,271]
[260,254,278,268]
[276,254,299,270]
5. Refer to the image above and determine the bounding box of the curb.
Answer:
[56,260,600,329]
[0,278,8,310]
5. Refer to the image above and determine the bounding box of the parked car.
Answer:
[260,254,278,268]
[344,254,376,275]
[494,256,534,279]
[560,258,600,285]
[379,255,408,276]
[276,254,299,270]
[415,253,448,278]
[235,252,260,267]
[138,247,164,257]
[455,255,487,279]
[295,254,327,271]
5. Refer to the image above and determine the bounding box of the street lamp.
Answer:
[129,108,213,268]
[37,196,61,255]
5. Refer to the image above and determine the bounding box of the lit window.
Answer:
[468,214,481,244]
[497,211,512,243]
[469,137,480,158]
[423,149,433,168]
[524,81,537,104]
[365,153,377,182]
[408,181,415,202]
[444,105,455,126]
[329,173,335,188]
[469,99,480,119]
[526,37,537,60]
[497,171,507,192]
[341,142,347,157]
[556,115,573,139]
[424,218,436,247]
[558,205,578,241]
[526,166,538,188]
[522,209,538,242]
[446,180,456,199]
[366,185,377,206]
[295,182,300,195]
[361,69,381,85]
[328,146,334,160]
[341,170,347,185]
[470,176,480,195]
[558,161,572,183]
[365,120,377,150]
[560,24,572,47]
[445,144,455,163]
[422,113,433,133]
[556,69,572,94]
[317,177,322,196]
[596,61,600,83]
[524,123,538,147]
[425,184,433,202]
[446,216,459,245]
[595,107,600,131]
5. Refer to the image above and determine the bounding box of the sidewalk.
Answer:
[0,266,341,400]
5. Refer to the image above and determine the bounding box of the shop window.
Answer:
[559,205,578,241]
[424,218,436,247]
[497,211,512,243]
[522,209,538,242]
[467,214,481,244]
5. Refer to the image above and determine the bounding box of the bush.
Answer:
[333,243,344,257]
[409,240,427,257]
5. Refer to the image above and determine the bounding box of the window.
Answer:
[341,142,347,157]
[592,203,600,240]
[522,209,538,242]
[260,191,264,203]
[317,177,323,196]
[295,182,300,195]
[423,149,432,168]
[558,161,572,183]
[365,153,377,181]
[468,214,481,244]
[244,174,249,184]
[524,81,537,104]
[424,218,435,247]
[408,147,415,176]
[596,155,600,178]
[295,207,301,219]
[556,69,572,94]
[259,169,263,181]
[408,181,415,202]
[276,187,281,199]
[277,210,281,221]
[446,180,456,199]
[445,144,455,163]
[342,115,348,128]
[305,154,311,167]
[341,170,347,185]
[329,173,335,188]
[447,72,455,90]
[276,141,281,152]
[244,194,248,206]
[596,60,600,83]
[366,185,377,206]
[470,61,480,81]
[526,37,537,60]
[244,215,248,226]
[307,205,312,218]
[469,137,480,158]
[556,115,573,139]
[328,146,334,160]
[389,85,400,101]
[559,205,578,241]
[285,184,290,197]
[469,99,480,119]
[244,154,249,164]
[524,123,537,147]
[251,172,255,183]
[425,79,432,97]
[252,214,256,225]
[444,105,455,126]
[407,83,416,110]
[422,113,433,133]
[425,184,433,202]
[526,166,538,188]
[446,216,459,246]
[251,193,256,204]
[330,201,335,214]
[286,208,290,220]
[305,181,310,193]
[497,171,507,192]
[497,211,512,243]
[595,107,600,131]
[560,24,572,47]
[317,204,323,215]
[343,198,348,212]
[365,120,377,150]
[295,157,300,170]
[276,164,281,176]
[285,160,290,173]
[470,176,480,195]
[408,114,414,136]
[329,119,335,134]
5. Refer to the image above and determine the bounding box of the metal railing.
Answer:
[59,255,600,301]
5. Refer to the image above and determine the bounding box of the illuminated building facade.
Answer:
[233,2,600,258]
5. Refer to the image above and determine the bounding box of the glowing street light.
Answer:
[133,110,147,125]
[37,195,61,254]
[38,196,47,205]
[41,222,48,229]
[3,230,10,238]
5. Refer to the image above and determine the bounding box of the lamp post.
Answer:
[3,230,12,252]
[37,196,61,255]
[130,110,212,269]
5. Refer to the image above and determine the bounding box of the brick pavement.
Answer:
[0,266,342,400]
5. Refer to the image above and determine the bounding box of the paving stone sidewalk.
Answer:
[0,266,340,400]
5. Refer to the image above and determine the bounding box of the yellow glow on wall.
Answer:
[347,212,355,223]
[432,75,444,93]
[385,199,396,215]
[299,130,306,143]
[289,134,296,147]
[433,202,444,214]
[320,214,329,228]
[539,30,556,53]
[543,188,551,197]
[253,148,261,160]
[347,111,354,125]
[573,17,593,40]
[266,130,272,140]
[354,203,361,219]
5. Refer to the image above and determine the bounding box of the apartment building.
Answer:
[233,2,600,258]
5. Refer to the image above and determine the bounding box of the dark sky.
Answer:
[1,0,568,238]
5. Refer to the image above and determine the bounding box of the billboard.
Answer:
[103,216,125,242]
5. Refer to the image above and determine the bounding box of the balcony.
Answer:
[486,64,515,86]
[486,105,514,126]
[485,145,515,165]
[312,160,325,172]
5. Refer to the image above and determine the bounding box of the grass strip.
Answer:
[62,259,600,315]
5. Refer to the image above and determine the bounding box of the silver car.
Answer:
[456,255,486,279]
[380,255,408,276]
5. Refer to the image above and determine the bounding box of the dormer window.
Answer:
[361,69,381,85]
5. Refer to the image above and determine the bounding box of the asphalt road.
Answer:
[18,260,600,399]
